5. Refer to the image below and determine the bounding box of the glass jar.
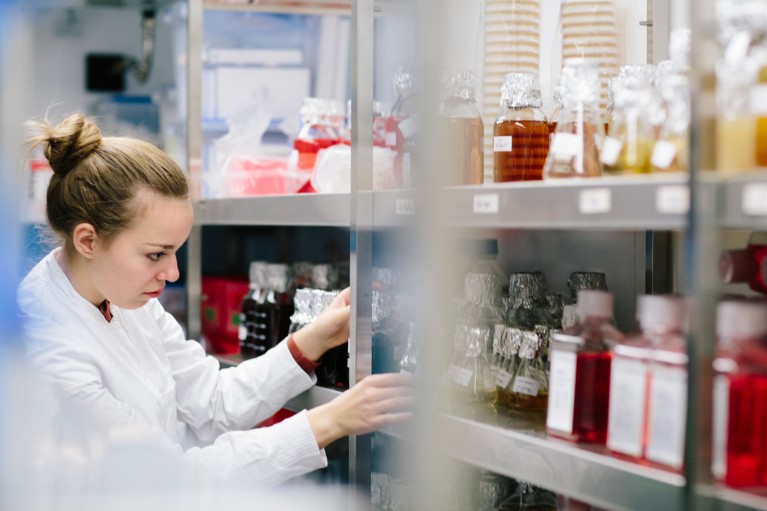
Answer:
[600,80,654,174]
[294,98,339,171]
[439,69,484,185]
[239,261,269,359]
[493,72,550,182]
[651,74,691,172]
[543,58,604,179]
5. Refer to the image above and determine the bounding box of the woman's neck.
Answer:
[55,248,105,308]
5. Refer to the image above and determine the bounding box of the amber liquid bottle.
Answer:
[439,70,484,185]
[493,72,550,182]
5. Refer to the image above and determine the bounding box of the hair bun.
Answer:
[30,113,102,177]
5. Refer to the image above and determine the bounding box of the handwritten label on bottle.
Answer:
[712,375,730,479]
[495,368,513,389]
[607,357,648,457]
[550,133,579,161]
[599,136,623,165]
[651,140,678,169]
[473,193,500,214]
[546,350,577,434]
[645,365,688,469]
[396,198,415,215]
[447,365,473,387]
[493,136,512,152]
[512,376,540,396]
[579,188,612,214]
[743,184,767,216]
[656,185,690,215]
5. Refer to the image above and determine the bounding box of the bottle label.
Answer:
[651,140,678,169]
[398,117,419,139]
[550,133,579,161]
[512,376,540,396]
[447,365,473,387]
[493,135,512,152]
[607,356,648,457]
[494,368,513,389]
[599,136,623,165]
[546,350,577,434]
[238,324,247,341]
[645,365,687,469]
[712,374,730,479]
[749,83,767,115]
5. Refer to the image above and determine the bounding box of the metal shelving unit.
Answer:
[196,194,351,226]
[718,174,767,230]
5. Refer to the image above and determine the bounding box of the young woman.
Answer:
[17,113,411,486]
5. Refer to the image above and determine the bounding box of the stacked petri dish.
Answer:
[482,0,541,183]
[561,0,619,117]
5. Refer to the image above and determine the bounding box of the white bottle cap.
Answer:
[636,294,687,332]
[716,300,767,341]
[576,290,613,321]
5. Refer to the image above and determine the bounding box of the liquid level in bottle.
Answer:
[572,352,612,443]
[493,119,550,182]
[717,118,757,173]
[443,116,484,185]
[722,373,767,487]
[509,388,549,412]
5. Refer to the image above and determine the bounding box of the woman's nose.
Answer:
[158,255,180,283]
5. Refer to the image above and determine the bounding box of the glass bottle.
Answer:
[543,58,604,179]
[505,272,555,411]
[562,272,609,331]
[493,72,550,182]
[447,273,504,408]
[547,290,617,443]
[498,482,557,511]
[712,299,767,487]
[720,232,767,295]
[651,74,691,172]
[600,82,654,174]
[251,264,294,358]
[466,238,508,293]
[239,261,268,360]
[439,69,484,185]
[314,290,349,389]
[384,66,418,188]
[549,75,564,135]
[294,98,338,171]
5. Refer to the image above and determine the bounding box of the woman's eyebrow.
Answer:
[144,243,176,250]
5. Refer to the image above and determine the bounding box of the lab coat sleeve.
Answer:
[24,318,327,486]
[152,302,319,442]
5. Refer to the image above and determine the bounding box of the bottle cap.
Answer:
[719,249,755,283]
[636,294,687,331]
[716,300,767,340]
[249,261,268,287]
[575,290,614,321]
[508,272,547,304]
[266,263,292,293]
[393,65,415,98]
[567,271,608,304]
[440,69,477,102]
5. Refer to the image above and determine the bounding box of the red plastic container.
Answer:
[201,276,249,355]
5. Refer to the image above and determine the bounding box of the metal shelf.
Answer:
[196,193,350,226]
[718,174,767,230]
[697,484,767,511]
[204,0,351,16]
[384,406,685,511]
[284,385,343,412]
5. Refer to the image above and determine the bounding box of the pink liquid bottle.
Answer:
[547,290,619,443]
[712,299,767,488]
[720,232,767,295]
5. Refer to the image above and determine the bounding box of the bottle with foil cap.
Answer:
[493,72,550,182]
[547,290,618,443]
[240,263,295,359]
[498,482,557,511]
[288,287,314,334]
[505,272,555,411]
[311,263,340,291]
[543,58,604,179]
[384,65,418,188]
[651,74,691,172]
[549,75,564,135]
[446,273,504,408]
[313,290,349,389]
[562,271,609,330]
[439,69,484,185]
[239,261,269,359]
[600,66,655,174]
[712,300,767,487]
[399,322,419,375]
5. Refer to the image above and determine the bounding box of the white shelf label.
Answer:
[607,357,648,457]
[494,136,512,152]
[651,140,678,169]
[395,198,415,215]
[742,183,767,215]
[547,350,577,434]
[645,365,688,469]
[579,188,612,215]
[599,136,622,165]
[512,375,540,397]
[712,375,729,479]
[447,365,473,387]
[473,193,500,214]
[656,185,690,215]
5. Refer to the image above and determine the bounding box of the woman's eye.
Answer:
[148,253,164,262]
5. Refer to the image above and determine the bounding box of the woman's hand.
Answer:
[306,373,413,449]
[292,287,351,362]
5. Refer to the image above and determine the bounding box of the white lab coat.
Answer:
[16,249,328,486]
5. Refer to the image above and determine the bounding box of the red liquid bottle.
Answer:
[547,290,618,443]
[293,98,339,171]
[712,299,767,488]
[720,232,767,295]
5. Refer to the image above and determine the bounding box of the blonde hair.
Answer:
[26,113,189,255]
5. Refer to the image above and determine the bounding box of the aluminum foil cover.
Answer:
[561,58,601,105]
[464,272,502,308]
[266,264,292,293]
[567,271,607,304]
[290,288,314,326]
[465,326,490,357]
[508,272,547,310]
[311,263,339,290]
[500,72,543,108]
[552,74,564,109]
[399,321,419,372]
[393,65,415,99]
[248,261,269,288]
[311,289,339,319]
[441,69,477,102]
[492,324,507,356]
[372,289,392,329]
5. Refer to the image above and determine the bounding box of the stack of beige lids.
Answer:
[482,0,541,182]
[561,0,619,116]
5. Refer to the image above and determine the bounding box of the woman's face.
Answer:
[90,192,194,310]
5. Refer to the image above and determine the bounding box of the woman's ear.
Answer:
[72,223,98,259]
